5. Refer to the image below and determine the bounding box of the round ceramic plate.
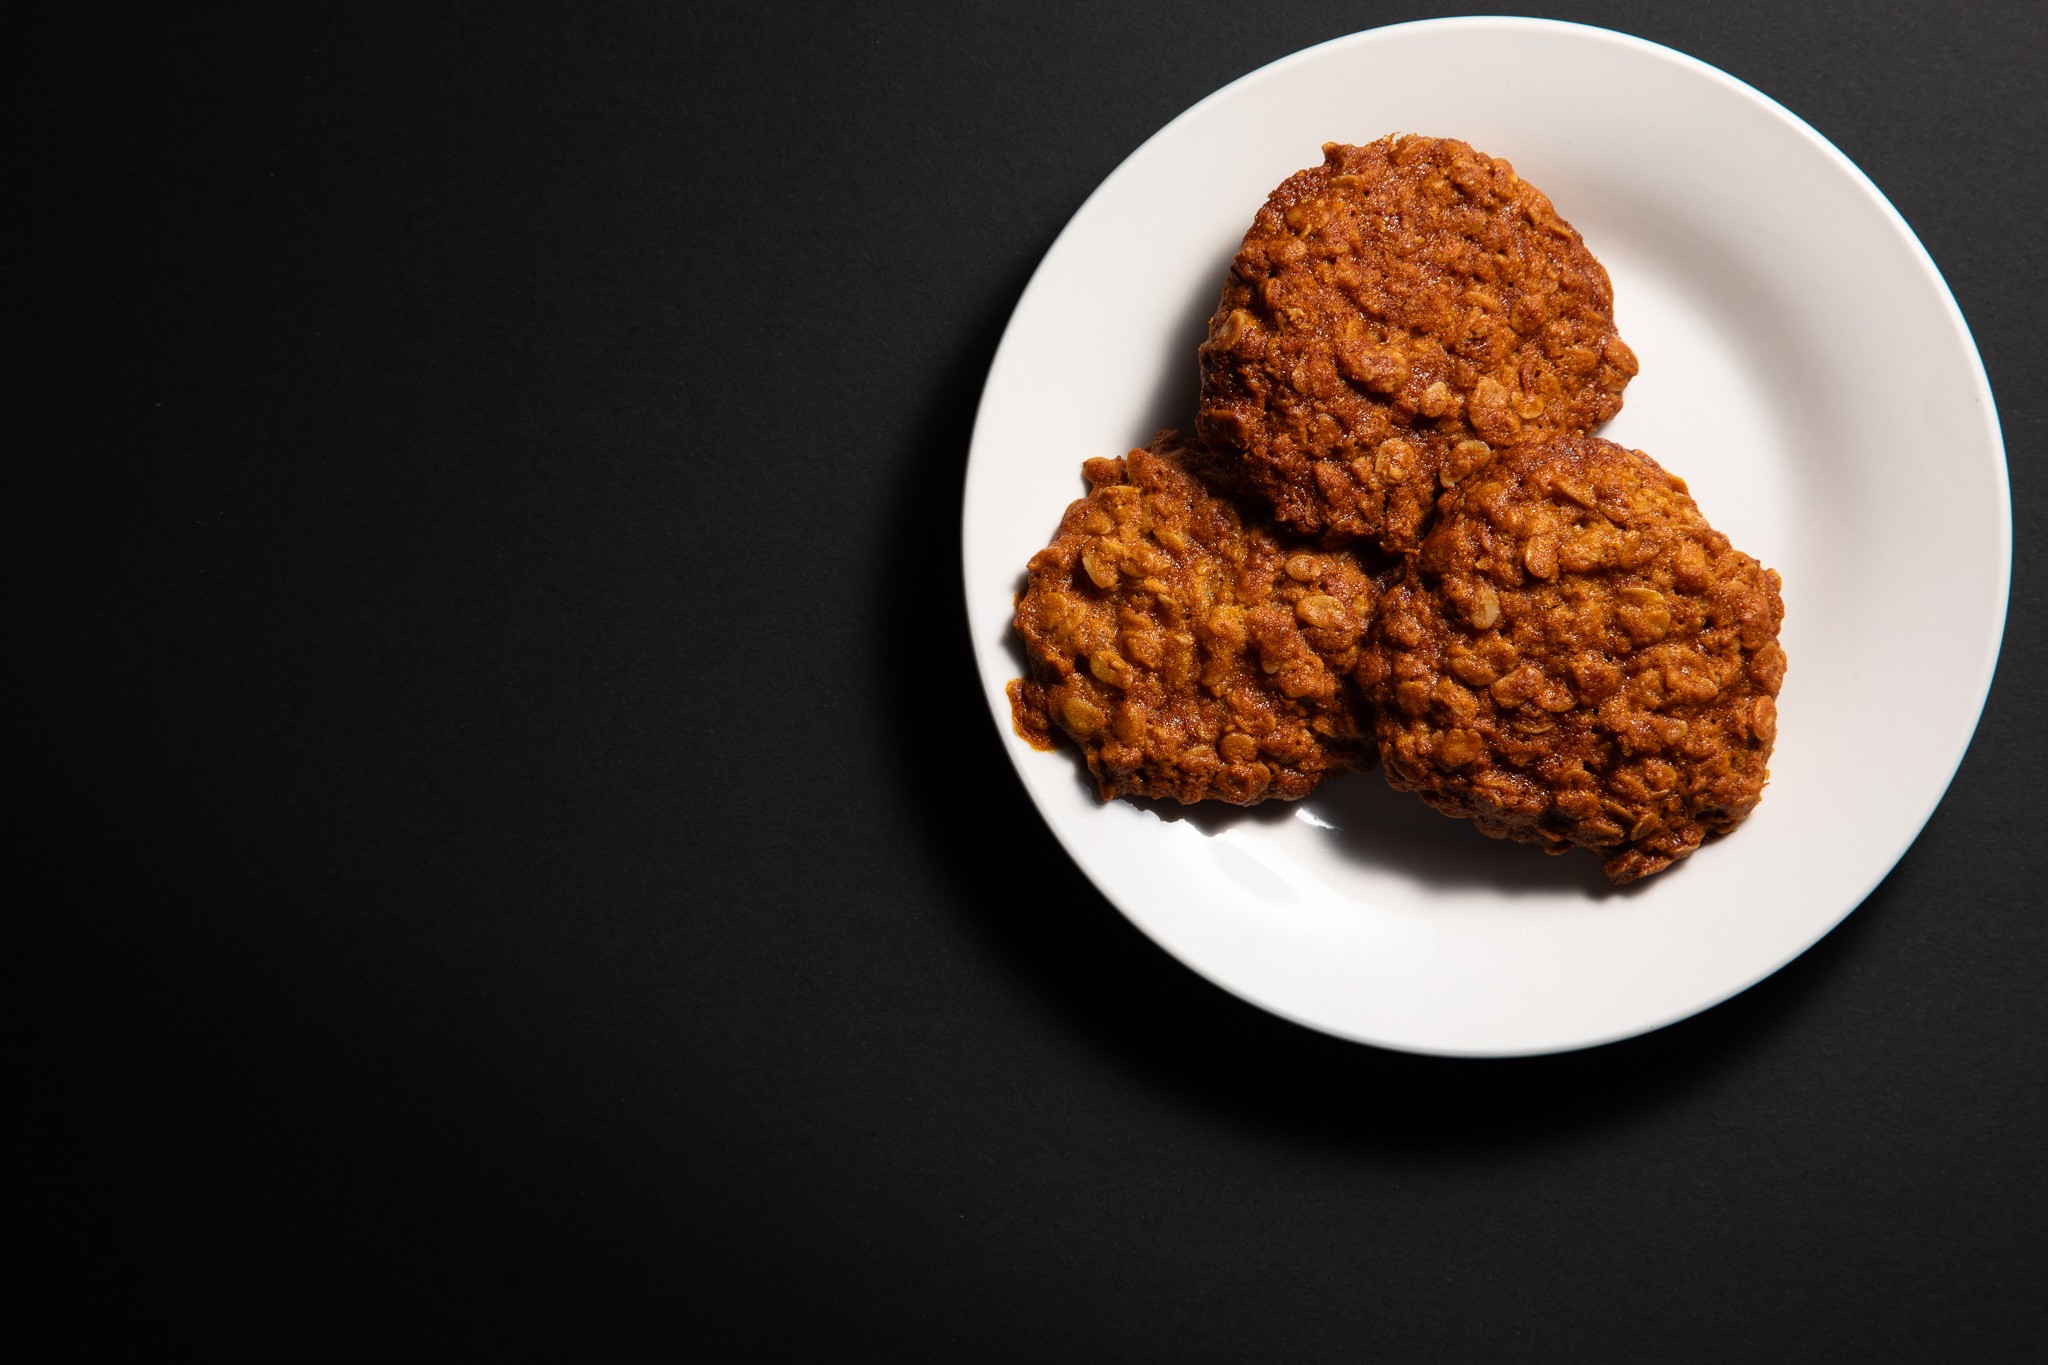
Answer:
[960,18,2009,1056]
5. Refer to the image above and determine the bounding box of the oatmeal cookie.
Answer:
[1197,136,1638,551]
[1358,437,1784,882]
[1010,431,1378,805]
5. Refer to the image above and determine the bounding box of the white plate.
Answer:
[960,18,2009,1057]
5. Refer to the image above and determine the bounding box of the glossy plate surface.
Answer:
[960,18,2009,1056]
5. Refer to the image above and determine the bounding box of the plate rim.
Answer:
[958,15,2012,1057]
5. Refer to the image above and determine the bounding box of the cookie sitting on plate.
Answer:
[1197,136,1638,553]
[1357,436,1785,882]
[1010,431,1378,805]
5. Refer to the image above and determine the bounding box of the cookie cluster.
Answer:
[1010,136,1783,883]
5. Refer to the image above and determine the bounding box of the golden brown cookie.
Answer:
[1010,431,1378,804]
[1197,136,1637,551]
[1357,437,1784,882]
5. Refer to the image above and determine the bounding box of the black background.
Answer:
[23,2,2047,1357]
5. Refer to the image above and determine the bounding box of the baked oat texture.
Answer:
[1009,431,1377,805]
[1197,136,1638,551]
[1358,437,1785,883]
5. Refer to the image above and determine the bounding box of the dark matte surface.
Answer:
[24,2,2046,1357]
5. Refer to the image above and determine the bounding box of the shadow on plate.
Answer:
[1307,771,1632,897]
[879,251,1874,1159]
[1126,241,1236,447]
